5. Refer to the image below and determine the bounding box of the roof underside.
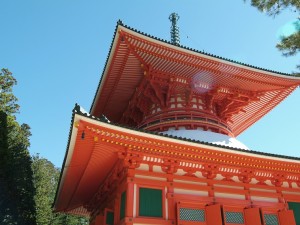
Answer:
[91,24,300,136]
[54,114,119,216]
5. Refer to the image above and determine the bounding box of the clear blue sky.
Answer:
[1,1,299,167]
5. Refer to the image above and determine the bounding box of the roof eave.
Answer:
[118,23,299,79]
[53,104,81,212]
[89,21,300,116]
[77,106,300,162]
[89,22,122,115]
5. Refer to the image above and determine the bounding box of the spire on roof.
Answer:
[169,13,180,45]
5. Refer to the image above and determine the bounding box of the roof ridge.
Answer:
[119,22,296,77]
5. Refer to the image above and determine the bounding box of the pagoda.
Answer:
[54,17,300,225]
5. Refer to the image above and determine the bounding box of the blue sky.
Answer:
[1,1,299,167]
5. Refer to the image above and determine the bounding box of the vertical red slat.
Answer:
[278,210,296,225]
[244,208,262,225]
[94,214,104,225]
[206,204,223,225]
[126,182,134,218]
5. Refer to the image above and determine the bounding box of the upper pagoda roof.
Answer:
[90,21,300,136]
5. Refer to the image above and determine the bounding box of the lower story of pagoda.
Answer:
[88,160,300,225]
[54,114,300,225]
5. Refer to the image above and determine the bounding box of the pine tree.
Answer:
[0,69,19,115]
[32,154,88,225]
[246,0,300,73]
[249,0,300,16]
[0,68,36,224]
[32,155,57,225]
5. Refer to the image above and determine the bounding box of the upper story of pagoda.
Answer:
[90,22,300,137]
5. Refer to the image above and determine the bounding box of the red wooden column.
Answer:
[167,173,175,222]
[278,210,296,225]
[125,169,135,225]
[206,204,223,225]
[244,208,262,225]
[114,194,121,225]
[93,214,104,225]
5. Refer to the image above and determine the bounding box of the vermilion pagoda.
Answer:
[54,21,300,225]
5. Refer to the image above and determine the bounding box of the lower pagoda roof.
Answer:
[53,105,300,216]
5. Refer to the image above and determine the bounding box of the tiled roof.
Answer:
[89,20,297,114]
[54,103,300,214]
[118,21,295,76]
[76,104,300,161]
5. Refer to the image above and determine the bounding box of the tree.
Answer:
[0,69,87,224]
[31,154,88,225]
[249,0,299,16]
[0,68,36,224]
[277,22,300,69]
[32,155,57,225]
[246,0,300,73]
[0,69,20,115]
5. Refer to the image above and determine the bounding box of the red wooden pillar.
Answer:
[114,195,120,225]
[278,210,296,225]
[93,214,104,225]
[125,180,134,225]
[167,174,175,221]
[206,204,223,225]
[244,208,262,225]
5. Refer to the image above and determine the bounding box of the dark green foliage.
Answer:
[277,20,300,73]
[0,68,36,224]
[249,0,300,16]
[0,111,8,177]
[32,155,58,225]
[277,23,300,62]
[0,68,88,224]
[51,214,88,225]
[32,154,88,225]
[0,69,20,115]
[246,1,300,73]
[6,121,36,224]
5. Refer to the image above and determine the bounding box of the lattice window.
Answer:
[225,212,244,224]
[179,208,205,222]
[264,214,279,225]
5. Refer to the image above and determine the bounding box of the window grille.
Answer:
[225,212,244,224]
[179,208,205,222]
[264,214,279,225]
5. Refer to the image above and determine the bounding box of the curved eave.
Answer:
[53,106,78,213]
[89,22,300,136]
[81,111,300,162]
[53,106,120,216]
[54,106,300,215]
[90,22,300,115]
[90,21,122,116]
[118,24,298,79]
[53,110,85,214]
